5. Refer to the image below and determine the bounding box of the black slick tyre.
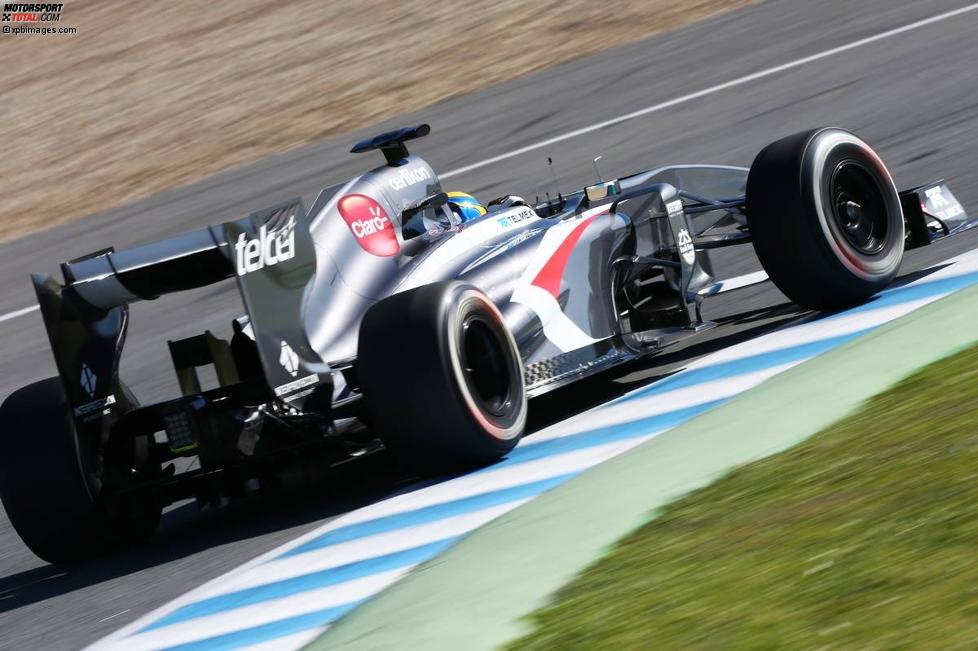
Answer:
[357,281,527,470]
[746,127,904,310]
[0,378,160,563]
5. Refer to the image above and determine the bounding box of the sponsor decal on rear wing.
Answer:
[32,199,332,430]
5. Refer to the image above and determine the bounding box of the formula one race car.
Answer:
[1,124,972,562]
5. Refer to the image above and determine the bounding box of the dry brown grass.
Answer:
[0,0,754,241]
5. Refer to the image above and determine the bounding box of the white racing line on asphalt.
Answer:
[0,304,38,324]
[2,4,977,327]
[86,249,978,650]
[439,3,978,179]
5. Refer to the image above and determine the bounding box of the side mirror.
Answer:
[400,193,456,240]
[402,192,448,219]
[585,179,621,203]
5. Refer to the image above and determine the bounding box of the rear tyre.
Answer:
[358,281,527,470]
[746,127,904,310]
[0,378,160,563]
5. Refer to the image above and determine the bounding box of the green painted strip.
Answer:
[309,285,978,651]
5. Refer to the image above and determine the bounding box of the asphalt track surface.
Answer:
[2,0,978,648]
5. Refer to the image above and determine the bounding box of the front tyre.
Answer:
[358,282,527,470]
[746,128,905,310]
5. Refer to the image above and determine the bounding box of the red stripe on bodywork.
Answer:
[531,215,599,298]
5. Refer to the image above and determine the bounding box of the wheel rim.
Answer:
[459,314,516,420]
[829,160,888,255]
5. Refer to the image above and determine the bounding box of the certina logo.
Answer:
[388,166,431,191]
[234,215,296,276]
[677,228,696,265]
[279,341,299,377]
[338,194,400,256]
[80,363,96,397]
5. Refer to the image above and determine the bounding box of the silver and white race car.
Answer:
[1,123,971,562]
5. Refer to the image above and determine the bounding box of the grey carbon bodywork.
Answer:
[293,155,719,395]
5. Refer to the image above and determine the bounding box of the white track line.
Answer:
[4,4,976,328]
[212,440,648,595]
[690,254,978,368]
[440,3,978,179]
[0,304,38,324]
[210,504,526,596]
[236,629,328,651]
[238,626,329,651]
[117,569,409,651]
[85,440,645,649]
[537,363,798,441]
[699,270,769,296]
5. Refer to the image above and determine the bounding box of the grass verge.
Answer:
[508,343,978,650]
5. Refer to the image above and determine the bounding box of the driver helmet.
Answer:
[445,191,487,223]
[487,195,529,211]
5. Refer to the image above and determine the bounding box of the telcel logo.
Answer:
[235,216,296,276]
[338,194,400,256]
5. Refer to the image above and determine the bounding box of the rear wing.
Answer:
[32,199,333,430]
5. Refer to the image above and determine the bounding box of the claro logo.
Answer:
[235,215,296,276]
[338,194,400,257]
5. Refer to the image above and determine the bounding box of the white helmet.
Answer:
[487,195,528,211]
